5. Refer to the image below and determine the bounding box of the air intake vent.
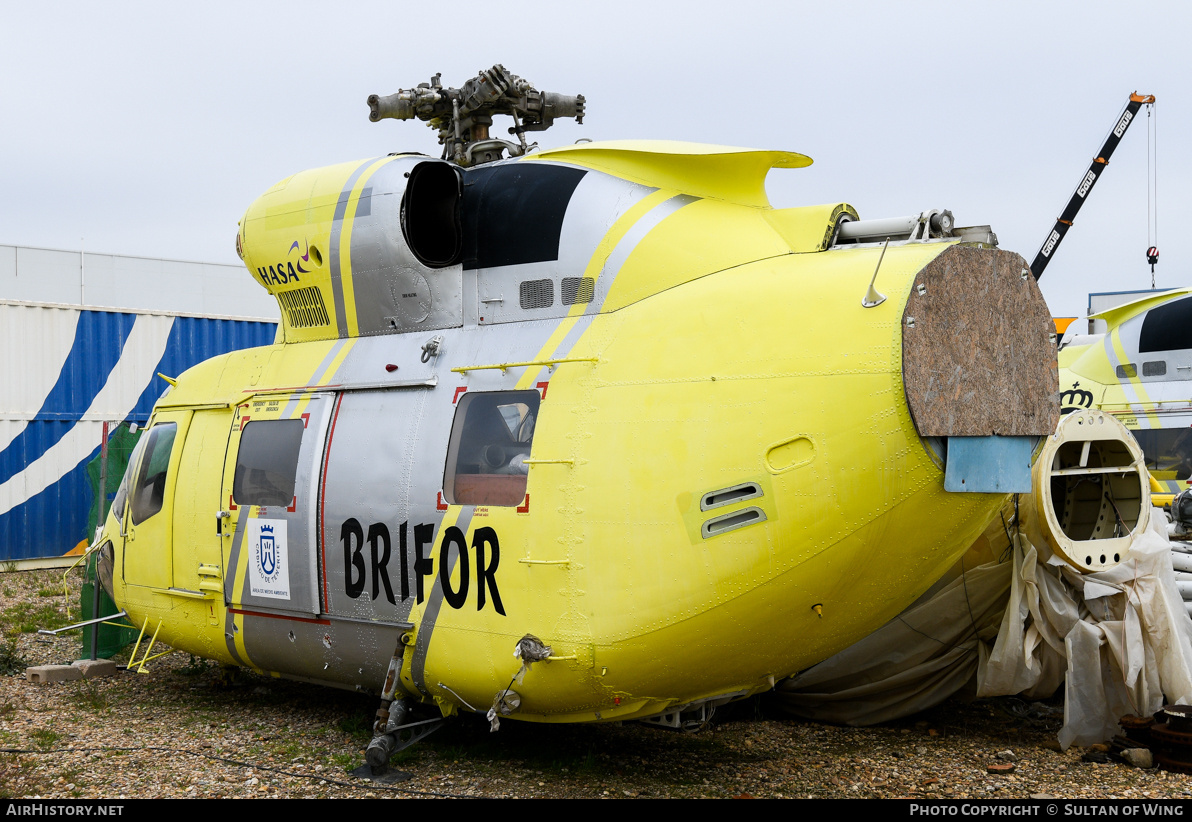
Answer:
[700,482,763,511]
[520,279,554,309]
[561,277,595,305]
[1143,360,1167,377]
[278,286,331,328]
[1115,363,1138,379]
[701,507,767,539]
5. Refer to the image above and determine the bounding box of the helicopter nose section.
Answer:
[899,244,1059,473]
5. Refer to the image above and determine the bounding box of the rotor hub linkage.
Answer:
[367,65,585,167]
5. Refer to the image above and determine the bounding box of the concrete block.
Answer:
[26,665,84,683]
[72,659,119,679]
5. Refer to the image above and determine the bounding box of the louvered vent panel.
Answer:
[520,279,554,309]
[278,287,331,328]
[561,277,595,306]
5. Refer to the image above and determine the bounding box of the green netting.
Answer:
[81,423,143,658]
[80,551,137,659]
[84,423,142,541]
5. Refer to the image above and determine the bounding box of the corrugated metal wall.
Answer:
[0,244,280,319]
[0,302,277,559]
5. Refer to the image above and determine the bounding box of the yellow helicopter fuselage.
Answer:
[99,142,1057,723]
[1059,288,1192,508]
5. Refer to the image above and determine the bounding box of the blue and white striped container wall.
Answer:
[0,302,277,559]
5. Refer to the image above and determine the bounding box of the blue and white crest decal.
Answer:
[249,518,290,600]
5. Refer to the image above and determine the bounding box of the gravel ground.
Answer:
[3,568,1192,800]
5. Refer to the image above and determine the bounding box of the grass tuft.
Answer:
[0,634,27,675]
[30,728,61,750]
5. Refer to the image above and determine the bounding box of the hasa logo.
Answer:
[289,239,313,273]
[257,239,311,286]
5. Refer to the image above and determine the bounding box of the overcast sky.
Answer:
[2,0,1188,318]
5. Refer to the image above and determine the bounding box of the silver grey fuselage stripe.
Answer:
[411,507,474,698]
[535,194,697,367]
[223,514,249,666]
[545,315,593,364]
[328,160,380,338]
[584,193,699,317]
[280,339,347,419]
[1100,331,1150,421]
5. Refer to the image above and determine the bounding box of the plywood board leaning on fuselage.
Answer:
[901,245,1058,437]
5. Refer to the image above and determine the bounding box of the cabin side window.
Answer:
[233,419,305,507]
[444,390,539,506]
[112,432,149,522]
[1132,428,1192,481]
[129,423,178,525]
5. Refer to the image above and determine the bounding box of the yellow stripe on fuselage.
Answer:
[229,515,253,666]
[515,188,677,390]
[317,340,354,385]
[338,158,396,337]
[1110,332,1161,427]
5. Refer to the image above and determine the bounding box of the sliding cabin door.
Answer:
[220,393,332,616]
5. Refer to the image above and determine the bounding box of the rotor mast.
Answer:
[367,65,585,167]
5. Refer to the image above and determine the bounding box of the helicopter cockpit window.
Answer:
[233,419,305,507]
[112,432,149,523]
[444,390,540,506]
[129,423,178,525]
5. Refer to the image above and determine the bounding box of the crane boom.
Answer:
[1030,92,1155,281]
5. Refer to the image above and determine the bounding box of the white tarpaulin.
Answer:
[776,507,1192,748]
